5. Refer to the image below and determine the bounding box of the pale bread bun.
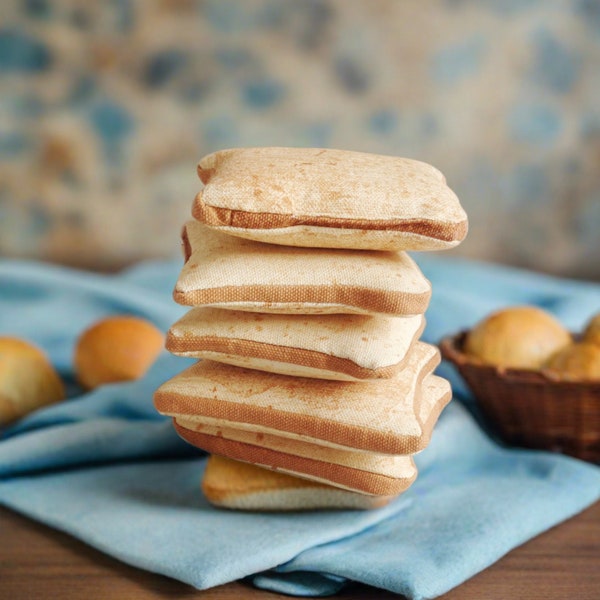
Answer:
[74,316,164,390]
[0,337,65,425]
[544,342,600,381]
[202,455,394,511]
[464,306,571,369]
[582,313,600,347]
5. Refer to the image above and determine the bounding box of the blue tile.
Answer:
[89,100,134,140]
[574,195,600,236]
[334,56,370,93]
[420,113,439,137]
[368,109,398,134]
[530,29,581,93]
[305,122,333,147]
[508,103,562,143]
[573,0,600,33]
[202,115,239,147]
[0,131,29,157]
[510,164,547,202]
[580,112,600,138]
[144,49,188,87]
[431,35,486,85]
[23,0,52,19]
[241,79,285,108]
[214,47,255,70]
[114,0,135,32]
[0,28,52,73]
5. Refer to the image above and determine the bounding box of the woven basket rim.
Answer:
[439,330,600,390]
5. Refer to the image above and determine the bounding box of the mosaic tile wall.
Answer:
[1,0,599,278]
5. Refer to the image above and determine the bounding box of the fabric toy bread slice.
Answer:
[175,418,416,489]
[174,372,451,458]
[201,455,395,511]
[174,221,431,316]
[166,307,425,380]
[154,342,441,455]
[192,147,468,251]
[177,423,416,495]
[0,337,65,425]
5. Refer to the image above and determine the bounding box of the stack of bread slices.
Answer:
[154,147,468,511]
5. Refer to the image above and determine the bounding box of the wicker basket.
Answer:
[440,331,600,463]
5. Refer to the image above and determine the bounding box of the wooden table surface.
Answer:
[1,501,598,600]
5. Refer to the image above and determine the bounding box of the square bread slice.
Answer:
[174,221,431,316]
[174,374,449,495]
[174,373,451,458]
[154,342,443,455]
[201,455,395,511]
[192,147,468,251]
[175,419,417,496]
[166,307,425,381]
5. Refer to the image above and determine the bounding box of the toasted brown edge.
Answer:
[165,314,425,380]
[192,194,468,243]
[173,284,431,315]
[415,376,453,451]
[176,422,416,496]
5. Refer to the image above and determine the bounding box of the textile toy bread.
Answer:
[154,342,446,455]
[174,221,432,316]
[174,418,419,496]
[192,147,468,251]
[74,316,165,390]
[166,307,425,381]
[201,455,395,511]
[0,337,65,425]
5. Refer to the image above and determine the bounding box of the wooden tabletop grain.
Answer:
[1,501,598,599]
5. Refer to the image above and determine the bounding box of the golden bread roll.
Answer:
[582,313,600,347]
[0,337,65,425]
[544,342,600,381]
[74,316,164,390]
[464,306,571,369]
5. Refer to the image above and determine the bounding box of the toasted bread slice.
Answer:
[166,307,425,380]
[202,455,395,511]
[155,342,441,455]
[173,221,431,316]
[193,147,467,251]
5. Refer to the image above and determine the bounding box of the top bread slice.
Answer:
[174,221,431,316]
[192,147,468,251]
[201,455,395,511]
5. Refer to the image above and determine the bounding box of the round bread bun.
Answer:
[582,313,600,347]
[544,342,600,381]
[464,306,571,369]
[74,316,164,390]
[0,337,65,425]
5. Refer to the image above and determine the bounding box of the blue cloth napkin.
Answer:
[0,257,599,599]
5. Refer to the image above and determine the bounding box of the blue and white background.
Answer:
[1,0,599,278]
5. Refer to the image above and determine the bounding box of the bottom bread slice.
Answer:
[175,419,416,479]
[202,455,395,511]
[176,420,414,495]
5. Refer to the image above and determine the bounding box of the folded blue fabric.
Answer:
[0,257,599,599]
